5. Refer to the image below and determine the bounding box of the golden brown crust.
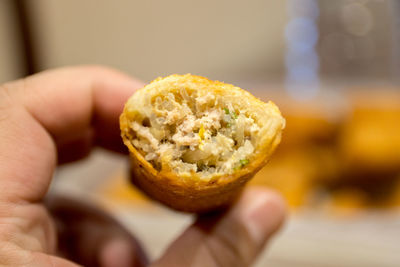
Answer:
[120,74,284,212]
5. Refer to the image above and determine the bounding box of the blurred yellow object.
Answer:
[339,89,400,177]
[281,115,339,149]
[340,109,400,176]
[269,95,345,149]
[250,157,312,207]
[254,88,400,211]
[250,146,339,207]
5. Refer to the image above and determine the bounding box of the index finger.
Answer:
[0,65,143,202]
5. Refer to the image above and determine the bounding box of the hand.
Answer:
[0,66,286,267]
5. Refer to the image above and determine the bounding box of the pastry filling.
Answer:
[129,89,260,176]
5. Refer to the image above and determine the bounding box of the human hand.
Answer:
[0,66,286,267]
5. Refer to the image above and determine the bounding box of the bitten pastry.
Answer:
[120,74,285,212]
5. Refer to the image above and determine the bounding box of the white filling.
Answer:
[130,90,260,176]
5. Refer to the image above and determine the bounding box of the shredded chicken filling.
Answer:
[129,89,260,176]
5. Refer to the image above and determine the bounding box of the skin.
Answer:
[0,66,286,267]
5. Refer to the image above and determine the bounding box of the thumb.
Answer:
[151,187,286,267]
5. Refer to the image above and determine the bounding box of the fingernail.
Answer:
[241,191,285,244]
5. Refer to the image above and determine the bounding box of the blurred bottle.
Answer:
[286,0,399,91]
[285,0,320,100]
[318,0,395,83]
[390,0,400,82]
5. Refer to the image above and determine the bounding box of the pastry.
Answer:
[120,74,285,212]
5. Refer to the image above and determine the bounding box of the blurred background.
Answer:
[1,0,400,266]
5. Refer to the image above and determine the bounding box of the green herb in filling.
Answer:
[233,159,250,171]
[223,107,238,119]
[240,159,249,166]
